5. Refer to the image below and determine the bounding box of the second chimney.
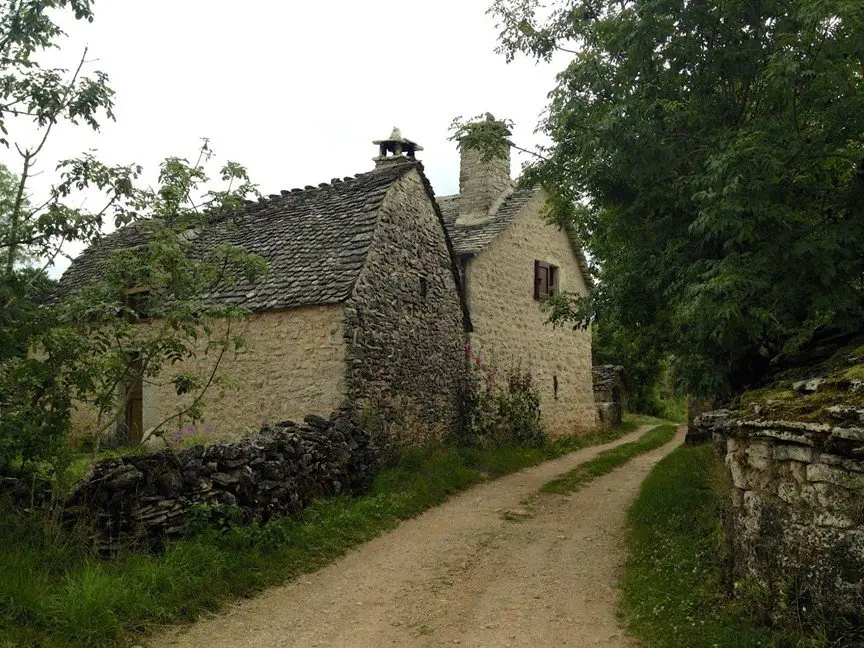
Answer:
[458,114,512,222]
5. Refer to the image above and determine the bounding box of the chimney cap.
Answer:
[373,127,423,163]
[372,127,423,151]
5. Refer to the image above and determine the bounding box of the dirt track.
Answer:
[154,425,684,648]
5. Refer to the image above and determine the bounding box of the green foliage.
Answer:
[0,430,625,648]
[0,2,270,477]
[461,344,547,447]
[487,0,864,397]
[541,424,676,494]
[620,445,797,647]
[448,113,514,161]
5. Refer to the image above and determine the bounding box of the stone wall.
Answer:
[695,409,864,625]
[344,168,467,445]
[144,307,347,441]
[68,306,348,443]
[593,365,623,429]
[65,413,379,551]
[465,190,597,436]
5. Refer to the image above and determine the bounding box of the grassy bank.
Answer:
[620,444,796,648]
[541,424,677,494]
[0,425,633,648]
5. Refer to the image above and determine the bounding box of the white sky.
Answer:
[2,0,560,276]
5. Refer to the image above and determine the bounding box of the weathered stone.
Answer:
[105,465,144,491]
[343,170,467,445]
[690,409,734,445]
[793,377,824,394]
[64,413,380,552]
[707,403,864,627]
[773,444,817,463]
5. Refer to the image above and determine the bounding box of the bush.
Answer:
[460,344,546,447]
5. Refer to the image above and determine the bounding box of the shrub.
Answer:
[460,344,546,447]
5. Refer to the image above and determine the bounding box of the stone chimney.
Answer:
[373,127,422,168]
[457,113,512,224]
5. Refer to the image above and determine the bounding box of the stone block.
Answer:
[807,462,861,489]
[745,442,772,470]
[728,456,749,489]
[773,444,817,463]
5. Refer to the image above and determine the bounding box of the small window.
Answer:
[419,276,428,299]
[122,287,152,323]
[534,261,558,299]
[553,375,559,399]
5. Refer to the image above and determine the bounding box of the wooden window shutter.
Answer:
[534,261,549,299]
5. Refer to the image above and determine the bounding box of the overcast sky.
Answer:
[2,0,561,276]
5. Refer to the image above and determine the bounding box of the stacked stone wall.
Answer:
[695,410,864,624]
[65,413,379,552]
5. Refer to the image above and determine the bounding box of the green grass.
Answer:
[622,411,681,426]
[0,423,635,648]
[620,444,796,648]
[540,424,677,494]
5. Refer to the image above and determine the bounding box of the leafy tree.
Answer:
[0,3,266,475]
[474,0,864,397]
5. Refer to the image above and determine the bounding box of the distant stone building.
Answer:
[439,118,597,435]
[592,365,624,429]
[60,132,470,445]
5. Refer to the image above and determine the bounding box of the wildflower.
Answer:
[464,343,473,358]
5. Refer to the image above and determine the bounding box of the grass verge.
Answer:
[620,444,796,648]
[0,424,634,648]
[540,424,677,494]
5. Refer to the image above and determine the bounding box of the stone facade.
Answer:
[464,190,596,436]
[139,307,347,442]
[344,168,468,445]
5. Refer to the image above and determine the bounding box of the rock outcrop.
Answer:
[65,412,380,552]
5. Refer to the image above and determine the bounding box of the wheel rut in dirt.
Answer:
[155,425,685,648]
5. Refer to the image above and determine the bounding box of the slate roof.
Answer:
[439,188,593,289]
[55,160,472,325]
[438,189,539,256]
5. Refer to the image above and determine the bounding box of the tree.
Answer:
[0,3,266,475]
[481,0,864,397]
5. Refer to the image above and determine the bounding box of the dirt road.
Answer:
[155,425,684,648]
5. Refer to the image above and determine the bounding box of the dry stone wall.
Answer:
[65,413,379,551]
[695,407,864,625]
[344,169,468,445]
[592,365,623,429]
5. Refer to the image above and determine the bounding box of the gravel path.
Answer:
[154,425,685,648]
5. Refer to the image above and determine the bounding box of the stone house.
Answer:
[60,133,470,445]
[60,124,596,443]
[439,123,597,435]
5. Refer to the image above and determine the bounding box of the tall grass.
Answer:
[0,424,634,648]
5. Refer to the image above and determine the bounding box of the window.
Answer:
[553,375,559,399]
[534,261,558,299]
[419,276,428,299]
[122,286,152,323]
